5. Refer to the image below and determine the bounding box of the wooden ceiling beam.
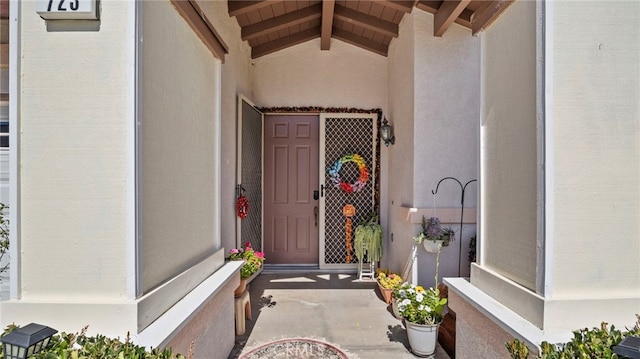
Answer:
[471,0,514,35]
[434,0,471,37]
[172,0,229,62]
[378,0,414,13]
[334,4,399,38]
[415,0,441,14]
[321,0,335,50]
[332,28,387,57]
[252,27,320,58]
[242,4,322,41]
[0,0,9,19]
[0,44,8,69]
[455,8,473,27]
[1,19,8,44]
[470,0,491,21]
[417,1,472,28]
[228,0,280,17]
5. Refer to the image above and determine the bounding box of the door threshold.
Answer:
[262,264,356,274]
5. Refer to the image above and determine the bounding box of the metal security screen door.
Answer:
[236,96,263,252]
[320,113,377,269]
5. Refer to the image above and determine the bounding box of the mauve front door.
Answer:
[264,115,319,264]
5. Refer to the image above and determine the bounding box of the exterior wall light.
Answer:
[614,336,640,359]
[1,323,58,359]
[380,117,395,147]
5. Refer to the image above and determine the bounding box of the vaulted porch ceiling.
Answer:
[228,0,514,58]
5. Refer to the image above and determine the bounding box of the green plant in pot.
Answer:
[413,216,455,253]
[227,242,265,296]
[396,282,448,357]
[227,242,265,280]
[375,268,402,304]
[376,269,403,289]
[354,212,383,263]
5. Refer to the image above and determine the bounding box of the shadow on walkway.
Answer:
[228,271,450,359]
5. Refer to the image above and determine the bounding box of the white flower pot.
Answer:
[405,321,439,357]
[392,297,401,319]
[423,240,443,253]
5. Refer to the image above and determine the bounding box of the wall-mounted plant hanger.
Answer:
[431,177,477,277]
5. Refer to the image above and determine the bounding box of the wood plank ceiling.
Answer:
[228,0,514,58]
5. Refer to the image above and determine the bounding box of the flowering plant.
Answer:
[227,242,265,279]
[413,216,455,247]
[395,282,447,325]
[376,268,403,289]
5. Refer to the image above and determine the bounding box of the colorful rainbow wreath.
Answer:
[328,154,370,193]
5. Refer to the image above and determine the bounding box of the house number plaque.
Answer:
[36,0,98,20]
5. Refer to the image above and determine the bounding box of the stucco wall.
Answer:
[197,1,253,253]
[2,2,242,343]
[479,0,538,291]
[475,1,640,330]
[412,11,479,209]
[386,10,480,286]
[386,12,416,275]
[454,0,640,342]
[0,0,139,337]
[163,274,238,359]
[412,10,480,287]
[252,38,387,109]
[141,0,219,295]
[17,0,130,299]
[548,1,640,300]
[449,290,520,359]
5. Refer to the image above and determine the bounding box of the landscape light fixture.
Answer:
[613,336,640,359]
[1,323,58,359]
[380,117,395,147]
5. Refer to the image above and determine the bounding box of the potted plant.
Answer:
[413,216,455,253]
[395,282,448,357]
[227,242,265,296]
[391,285,404,319]
[354,212,383,263]
[375,268,403,304]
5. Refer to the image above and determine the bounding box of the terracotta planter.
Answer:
[405,320,439,357]
[234,278,248,297]
[377,281,394,304]
[234,267,262,297]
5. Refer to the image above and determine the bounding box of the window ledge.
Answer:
[400,206,477,224]
[444,277,571,351]
[134,260,243,348]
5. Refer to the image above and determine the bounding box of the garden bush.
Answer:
[506,315,640,359]
[1,325,190,359]
[0,203,9,280]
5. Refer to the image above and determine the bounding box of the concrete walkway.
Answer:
[228,270,451,358]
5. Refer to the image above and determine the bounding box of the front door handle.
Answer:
[314,206,318,227]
